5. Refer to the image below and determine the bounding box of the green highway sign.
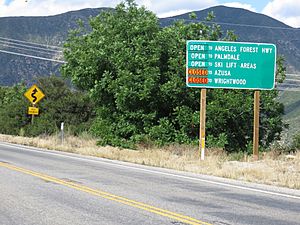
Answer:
[186,41,276,90]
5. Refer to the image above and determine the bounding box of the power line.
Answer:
[277,88,300,92]
[0,43,63,56]
[0,49,66,63]
[0,40,62,53]
[285,79,300,83]
[0,36,65,62]
[286,73,300,77]
[0,36,64,50]
[279,84,300,88]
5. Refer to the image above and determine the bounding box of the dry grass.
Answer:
[0,134,299,189]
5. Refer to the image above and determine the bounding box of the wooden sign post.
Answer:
[199,89,207,160]
[253,91,260,160]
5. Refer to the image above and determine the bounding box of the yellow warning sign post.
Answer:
[24,84,45,124]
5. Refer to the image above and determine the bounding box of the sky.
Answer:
[0,0,299,28]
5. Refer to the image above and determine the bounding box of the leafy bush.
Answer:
[148,118,175,146]
[0,84,30,135]
[292,133,300,150]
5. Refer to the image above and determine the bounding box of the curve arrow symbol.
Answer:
[31,88,38,103]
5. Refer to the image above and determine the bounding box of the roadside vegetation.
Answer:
[0,133,299,189]
[0,0,299,188]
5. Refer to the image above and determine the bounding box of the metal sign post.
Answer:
[31,105,35,125]
[31,111,34,125]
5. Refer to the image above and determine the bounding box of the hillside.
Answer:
[0,6,300,86]
[0,8,106,86]
[0,8,106,44]
[278,91,300,142]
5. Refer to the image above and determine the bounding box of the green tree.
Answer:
[62,0,286,151]
[62,0,162,147]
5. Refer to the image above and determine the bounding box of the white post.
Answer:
[61,122,64,145]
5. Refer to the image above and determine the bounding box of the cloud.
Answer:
[0,0,218,18]
[221,2,256,12]
[0,0,120,17]
[138,0,217,17]
[158,10,195,18]
[262,0,300,27]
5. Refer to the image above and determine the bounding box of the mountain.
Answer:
[0,8,107,45]
[161,6,300,74]
[0,8,107,85]
[0,6,300,86]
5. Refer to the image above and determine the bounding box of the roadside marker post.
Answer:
[61,122,64,145]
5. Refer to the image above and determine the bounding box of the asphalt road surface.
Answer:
[1,141,299,225]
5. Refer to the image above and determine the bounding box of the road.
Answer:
[0,141,299,225]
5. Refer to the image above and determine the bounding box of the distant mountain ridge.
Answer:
[0,6,300,86]
[161,6,291,28]
[161,6,300,74]
[0,8,106,44]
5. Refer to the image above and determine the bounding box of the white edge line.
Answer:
[1,142,300,200]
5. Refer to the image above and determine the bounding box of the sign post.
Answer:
[200,89,207,160]
[253,91,260,160]
[28,106,39,124]
[186,40,276,159]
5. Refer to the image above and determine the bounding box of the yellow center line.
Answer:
[0,162,212,225]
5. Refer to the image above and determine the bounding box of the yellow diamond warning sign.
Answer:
[24,84,45,105]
